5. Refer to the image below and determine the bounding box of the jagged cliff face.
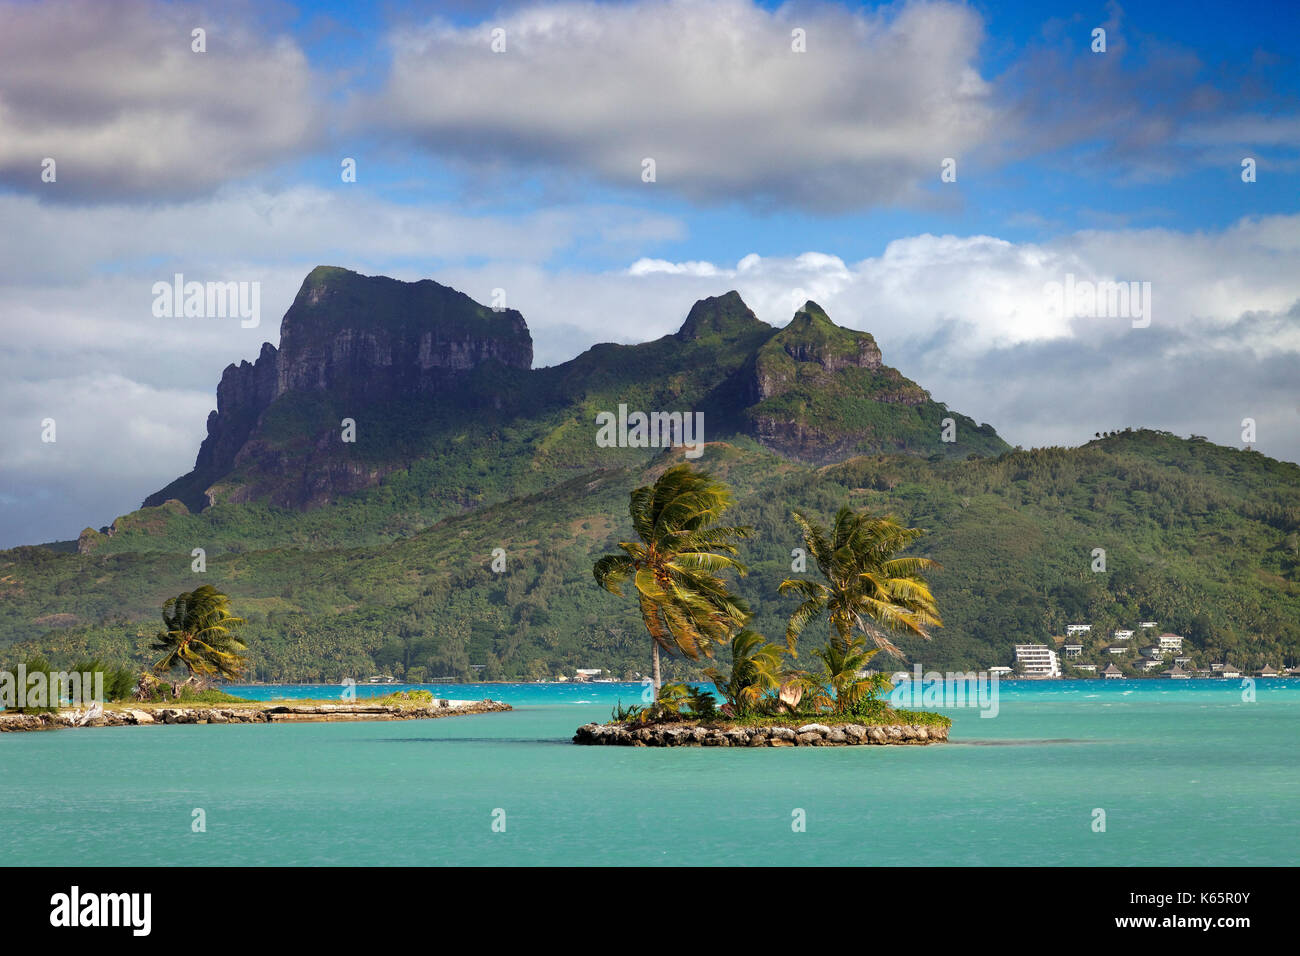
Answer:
[274,268,531,400]
[141,273,1005,517]
[747,302,934,463]
[144,267,533,511]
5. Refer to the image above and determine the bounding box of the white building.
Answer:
[1063,643,1084,658]
[1103,663,1125,679]
[988,665,1013,677]
[1106,645,1129,655]
[1139,621,1158,629]
[1113,629,1134,641]
[1157,633,1184,651]
[1074,663,1098,673]
[1140,645,1166,660]
[1015,644,1061,678]
[1066,624,1092,635]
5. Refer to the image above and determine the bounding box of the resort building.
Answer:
[1136,658,1163,673]
[988,666,1013,678]
[1139,621,1158,629]
[1157,633,1184,651]
[1174,655,1192,666]
[1103,663,1124,679]
[1113,629,1134,641]
[1220,667,1242,679]
[1140,645,1166,660]
[1074,663,1098,673]
[1014,644,1061,678]
[1066,624,1092,635]
[1259,665,1279,677]
[1106,645,1129,655]
[1063,643,1084,658]
[1162,665,1191,679]
[573,669,603,682]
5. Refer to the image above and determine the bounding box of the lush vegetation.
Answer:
[4,430,1299,680]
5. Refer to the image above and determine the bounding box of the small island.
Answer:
[0,690,511,733]
[580,465,951,747]
[1,588,510,732]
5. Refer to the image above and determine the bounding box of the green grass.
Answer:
[614,709,952,729]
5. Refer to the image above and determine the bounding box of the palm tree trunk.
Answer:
[652,643,661,693]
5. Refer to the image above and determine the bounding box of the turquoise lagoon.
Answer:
[2,679,1296,866]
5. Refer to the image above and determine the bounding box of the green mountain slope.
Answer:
[4,433,1297,679]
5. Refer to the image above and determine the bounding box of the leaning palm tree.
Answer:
[780,507,941,661]
[151,585,247,688]
[593,463,752,691]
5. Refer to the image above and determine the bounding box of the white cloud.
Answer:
[0,0,322,198]
[364,0,994,210]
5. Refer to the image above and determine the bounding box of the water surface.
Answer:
[2,679,1294,866]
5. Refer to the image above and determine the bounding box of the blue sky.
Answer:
[0,0,1298,546]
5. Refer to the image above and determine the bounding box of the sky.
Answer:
[0,0,1297,548]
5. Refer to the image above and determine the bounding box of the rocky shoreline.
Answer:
[0,699,511,732]
[573,720,948,747]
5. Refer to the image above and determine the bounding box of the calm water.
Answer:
[2,679,1296,866]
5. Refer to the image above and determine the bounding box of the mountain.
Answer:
[144,266,533,512]
[3,268,1297,680]
[88,267,1002,552]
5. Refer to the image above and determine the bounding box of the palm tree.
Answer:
[810,635,890,715]
[704,629,785,716]
[780,507,941,661]
[151,585,247,689]
[593,463,752,690]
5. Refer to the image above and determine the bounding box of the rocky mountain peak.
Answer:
[675,291,768,341]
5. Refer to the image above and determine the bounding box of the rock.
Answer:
[796,723,832,736]
[569,719,949,747]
